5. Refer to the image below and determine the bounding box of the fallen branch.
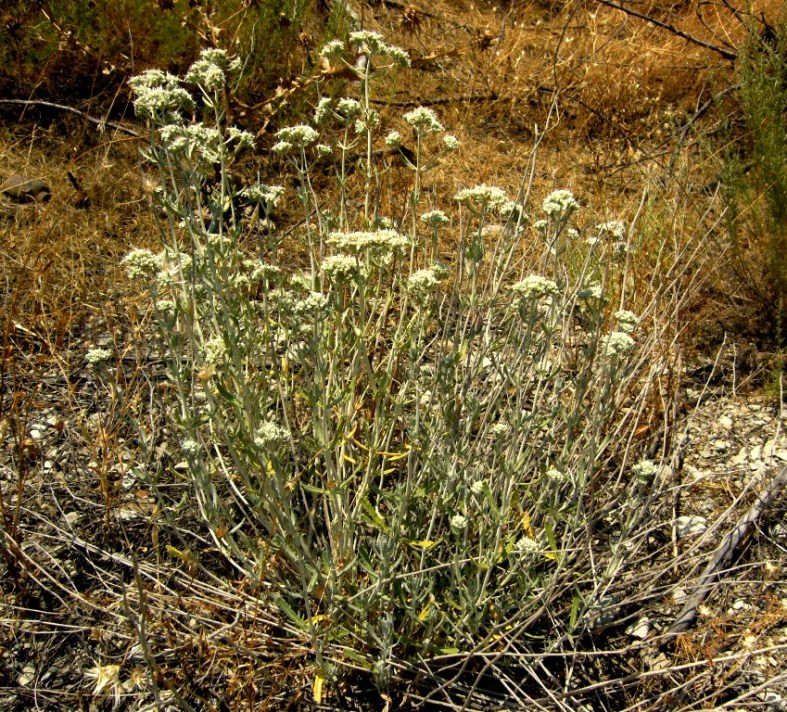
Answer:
[591,0,737,61]
[665,464,787,637]
[0,99,140,137]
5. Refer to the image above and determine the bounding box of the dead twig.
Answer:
[665,464,787,637]
[590,0,737,61]
[0,99,140,137]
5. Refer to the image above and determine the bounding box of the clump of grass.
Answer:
[123,40,698,699]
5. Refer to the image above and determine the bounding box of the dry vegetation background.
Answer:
[1,0,786,709]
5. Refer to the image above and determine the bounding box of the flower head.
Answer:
[407,267,444,295]
[542,189,579,218]
[604,331,635,358]
[86,348,113,365]
[276,124,319,148]
[321,254,359,283]
[319,39,345,60]
[450,514,468,530]
[254,420,290,450]
[384,130,402,148]
[442,134,460,152]
[421,209,450,229]
[511,275,560,300]
[129,70,193,119]
[632,459,659,482]
[615,310,639,333]
[242,183,284,208]
[328,229,409,256]
[122,248,159,280]
[403,106,444,133]
[515,536,540,555]
[455,184,508,211]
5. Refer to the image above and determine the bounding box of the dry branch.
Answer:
[0,99,140,137]
[666,464,787,637]
[590,0,737,61]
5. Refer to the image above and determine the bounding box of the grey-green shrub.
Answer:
[127,42,674,690]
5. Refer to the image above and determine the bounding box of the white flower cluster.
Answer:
[241,183,284,208]
[122,248,159,280]
[597,220,626,240]
[295,291,330,317]
[615,310,639,333]
[421,209,450,229]
[384,130,402,148]
[500,201,527,223]
[441,134,460,152]
[203,336,227,365]
[336,98,363,120]
[516,536,540,555]
[254,420,290,450]
[632,459,659,482]
[604,331,635,358]
[511,275,560,300]
[407,267,444,295]
[490,422,510,437]
[86,348,113,365]
[328,229,409,256]
[542,189,579,218]
[321,254,359,282]
[129,70,194,121]
[546,467,567,483]
[181,438,200,457]
[470,480,486,495]
[275,124,319,149]
[159,122,238,169]
[455,184,508,210]
[450,514,468,530]
[319,39,345,60]
[185,48,241,91]
[348,31,410,67]
[403,106,444,133]
[249,263,282,284]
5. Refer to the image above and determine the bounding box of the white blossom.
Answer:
[615,310,639,333]
[442,134,460,151]
[450,514,468,530]
[604,331,635,358]
[276,124,319,148]
[421,209,450,228]
[328,229,409,255]
[511,275,560,300]
[542,189,579,218]
[455,184,508,210]
[403,106,444,133]
[86,348,113,365]
[384,130,402,148]
[122,248,159,280]
[632,459,659,482]
[321,254,358,282]
[516,536,540,555]
[407,268,443,295]
[254,420,290,450]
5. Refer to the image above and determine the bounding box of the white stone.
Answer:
[627,617,650,639]
[676,515,707,537]
[718,415,734,430]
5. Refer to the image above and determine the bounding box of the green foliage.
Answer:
[722,14,787,323]
[0,0,313,102]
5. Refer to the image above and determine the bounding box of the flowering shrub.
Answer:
[126,43,667,695]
